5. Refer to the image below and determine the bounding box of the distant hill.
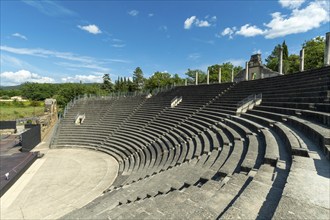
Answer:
[0,85,21,90]
[0,83,101,90]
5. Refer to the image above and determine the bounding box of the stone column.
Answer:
[218,68,221,83]
[195,71,198,85]
[245,62,249,81]
[185,79,187,86]
[207,69,210,84]
[231,68,234,82]
[279,46,283,75]
[299,48,305,72]
[324,32,330,66]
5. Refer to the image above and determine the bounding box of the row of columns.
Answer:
[195,67,233,85]
[300,49,304,72]
[194,32,330,85]
[279,47,305,73]
[278,32,330,73]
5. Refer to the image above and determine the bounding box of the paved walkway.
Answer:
[0,125,119,219]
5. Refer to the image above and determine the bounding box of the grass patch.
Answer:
[0,101,45,120]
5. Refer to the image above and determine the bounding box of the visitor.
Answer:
[5,172,9,180]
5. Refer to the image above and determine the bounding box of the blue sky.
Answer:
[1,0,329,86]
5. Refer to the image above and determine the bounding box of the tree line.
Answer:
[0,62,242,108]
[0,36,325,108]
[265,36,325,74]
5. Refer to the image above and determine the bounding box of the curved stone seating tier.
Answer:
[235,80,328,95]
[56,66,329,219]
[74,171,250,219]
[254,105,330,126]
[223,119,263,171]
[64,148,241,220]
[258,101,330,113]
[111,123,226,186]
[286,116,330,158]
[53,97,146,146]
[220,163,289,219]
[243,107,330,158]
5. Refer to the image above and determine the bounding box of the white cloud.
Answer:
[148,13,154,17]
[1,45,93,62]
[1,54,26,68]
[0,45,129,74]
[184,16,197,29]
[223,59,245,67]
[110,39,127,47]
[253,49,262,54]
[0,70,54,85]
[112,44,126,48]
[221,27,233,36]
[55,62,110,72]
[221,0,329,39]
[220,27,237,39]
[61,74,103,83]
[0,45,122,64]
[22,0,76,17]
[210,16,217,22]
[1,46,47,58]
[112,38,123,43]
[1,54,50,77]
[159,25,170,38]
[264,1,330,38]
[128,10,139,16]
[78,24,102,34]
[104,58,130,63]
[187,53,201,61]
[195,20,211,27]
[236,24,265,37]
[279,0,305,9]
[159,25,168,32]
[12,33,27,40]
[184,15,217,29]
[197,15,216,27]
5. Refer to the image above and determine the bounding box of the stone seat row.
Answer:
[58,66,330,219]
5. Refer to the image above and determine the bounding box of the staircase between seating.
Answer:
[236,93,262,115]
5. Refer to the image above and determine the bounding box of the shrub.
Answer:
[30,101,40,107]
[13,99,25,107]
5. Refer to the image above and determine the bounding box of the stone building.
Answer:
[234,54,280,82]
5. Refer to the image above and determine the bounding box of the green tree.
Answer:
[145,72,173,90]
[0,89,21,98]
[303,36,325,70]
[133,67,144,91]
[53,94,66,107]
[127,78,135,92]
[287,54,300,74]
[30,100,40,107]
[185,69,206,84]
[171,74,185,86]
[208,64,221,83]
[282,41,289,60]
[208,63,242,83]
[101,74,114,92]
[265,41,289,74]
[265,44,280,73]
[21,82,57,100]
